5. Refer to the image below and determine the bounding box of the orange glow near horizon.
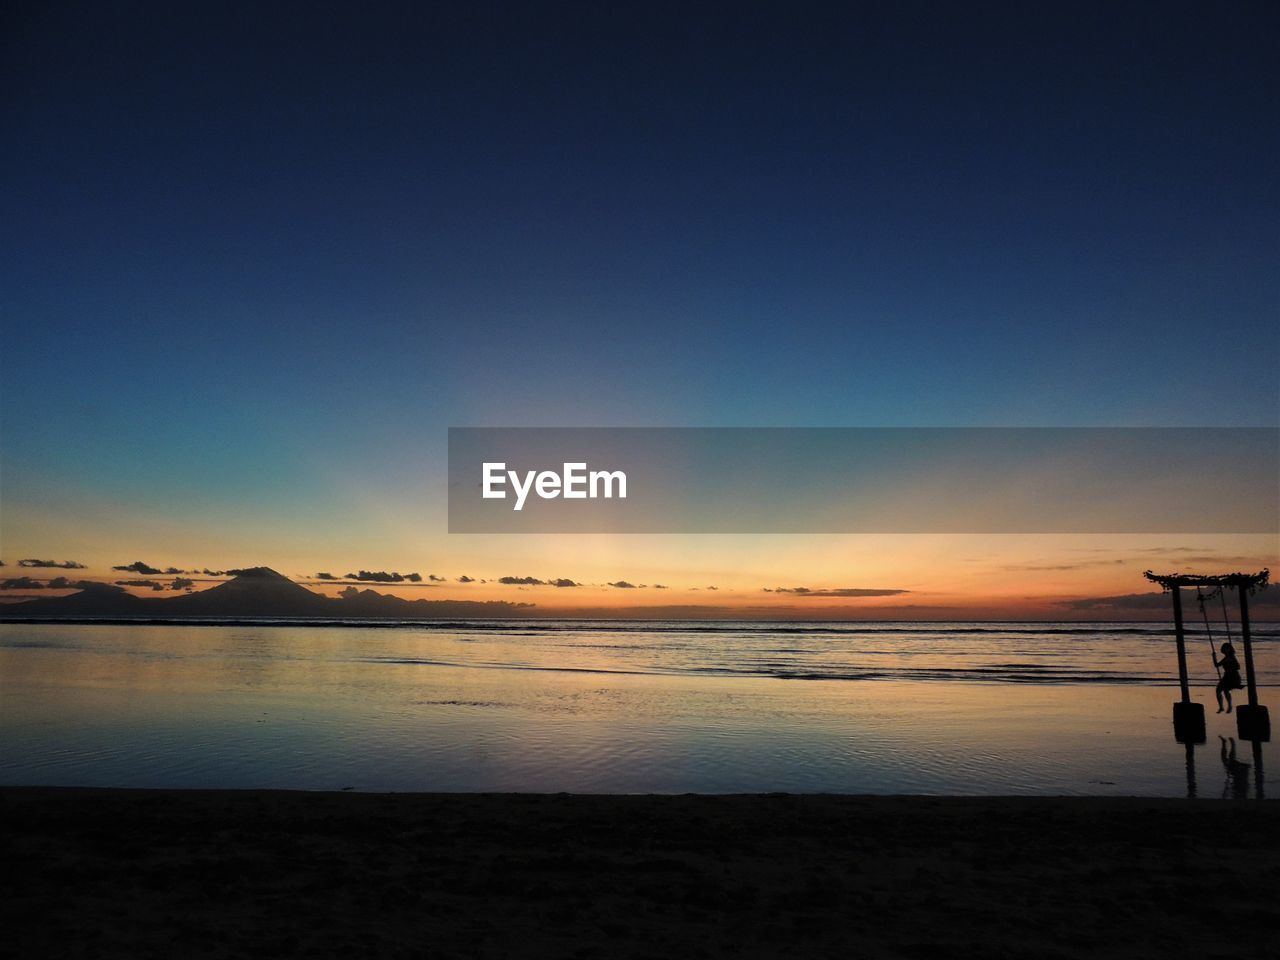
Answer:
[4,532,1276,620]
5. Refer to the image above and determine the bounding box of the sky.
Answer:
[2,2,1277,616]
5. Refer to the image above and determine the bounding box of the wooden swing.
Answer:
[1144,569,1270,744]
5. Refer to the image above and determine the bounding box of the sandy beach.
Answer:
[2,787,1277,958]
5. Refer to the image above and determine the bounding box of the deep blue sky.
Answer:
[3,2,1278,548]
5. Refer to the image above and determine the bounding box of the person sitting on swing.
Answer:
[1214,641,1243,713]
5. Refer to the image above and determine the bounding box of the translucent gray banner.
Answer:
[448,428,1280,533]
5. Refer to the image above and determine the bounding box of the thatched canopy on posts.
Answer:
[1144,569,1269,591]
[1144,568,1270,745]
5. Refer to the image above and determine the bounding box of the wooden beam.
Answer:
[1144,569,1270,589]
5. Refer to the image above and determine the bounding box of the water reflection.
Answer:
[1219,737,1251,800]
[1181,737,1267,800]
[1,623,1275,796]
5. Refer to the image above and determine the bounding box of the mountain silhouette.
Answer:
[0,580,149,618]
[0,567,532,621]
[163,567,333,617]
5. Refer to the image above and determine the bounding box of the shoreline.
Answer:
[6,615,1278,625]
[3,787,1278,957]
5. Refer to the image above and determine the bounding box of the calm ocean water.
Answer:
[2,620,1275,796]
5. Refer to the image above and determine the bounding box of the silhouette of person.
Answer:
[1213,642,1243,714]
[1220,736,1251,800]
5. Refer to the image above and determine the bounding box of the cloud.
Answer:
[764,586,910,598]
[492,575,582,587]
[1059,592,1180,611]
[19,559,87,569]
[706,586,718,591]
[343,570,420,583]
[163,567,187,575]
[2,577,45,590]
[1059,590,1279,611]
[45,576,97,589]
[457,575,475,583]
[1155,555,1271,567]
[1001,560,1128,572]
[3,576,105,591]
[607,581,638,589]
[653,584,669,589]
[112,561,163,575]
[316,568,434,583]
[428,575,446,582]
[201,569,226,576]
[107,577,192,590]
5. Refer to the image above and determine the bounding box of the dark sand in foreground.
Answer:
[2,788,1277,958]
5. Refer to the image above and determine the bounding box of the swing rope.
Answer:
[1218,586,1233,643]
[1196,588,1223,680]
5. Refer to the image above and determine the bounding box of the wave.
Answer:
[4,619,1274,686]
[12,616,1274,639]
[344,653,1244,686]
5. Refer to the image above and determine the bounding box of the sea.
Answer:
[2,620,1275,797]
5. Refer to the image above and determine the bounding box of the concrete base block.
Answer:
[1236,704,1271,742]
[1173,701,1206,744]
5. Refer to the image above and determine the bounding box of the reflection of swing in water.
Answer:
[1195,587,1245,714]
[1219,736,1251,800]
[1183,735,1268,800]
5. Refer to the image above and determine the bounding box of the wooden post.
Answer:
[1234,582,1270,741]
[1238,583,1258,708]
[1169,586,1204,742]
[1172,585,1190,703]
